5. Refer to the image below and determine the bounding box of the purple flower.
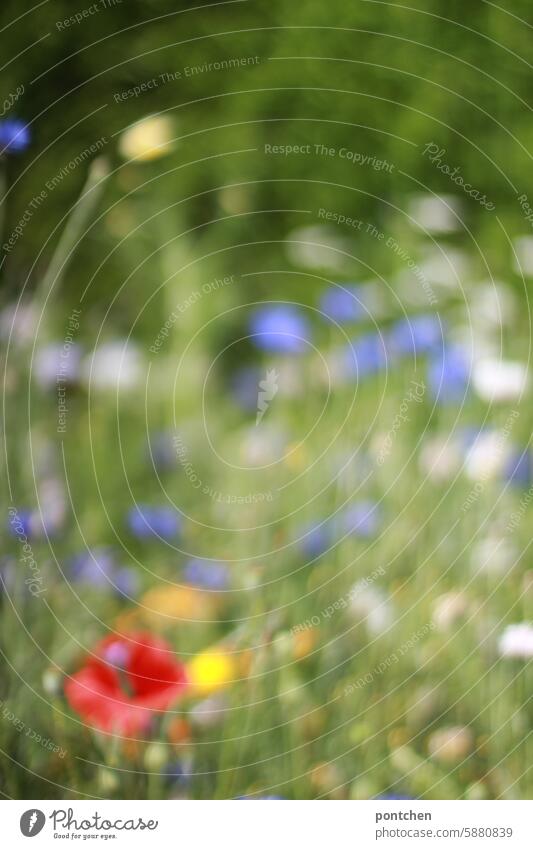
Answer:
[0,119,30,153]
[388,315,443,357]
[183,558,229,590]
[8,503,64,540]
[320,285,364,323]
[34,343,82,389]
[249,306,311,353]
[102,641,131,668]
[127,504,181,540]
[69,548,139,596]
[427,344,470,404]
[339,501,381,538]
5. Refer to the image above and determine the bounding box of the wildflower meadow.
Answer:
[0,0,532,811]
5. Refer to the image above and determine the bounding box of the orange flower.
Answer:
[140,585,218,626]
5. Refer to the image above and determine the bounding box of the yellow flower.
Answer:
[293,627,317,660]
[140,586,217,626]
[118,115,175,162]
[187,650,236,695]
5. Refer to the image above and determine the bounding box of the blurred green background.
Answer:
[1,0,532,802]
[3,0,533,290]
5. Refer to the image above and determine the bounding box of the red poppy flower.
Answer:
[65,632,188,734]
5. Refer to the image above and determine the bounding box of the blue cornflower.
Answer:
[70,547,116,588]
[297,521,331,558]
[8,505,64,539]
[388,314,443,357]
[339,501,381,538]
[427,344,470,404]
[127,504,181,540]
[183,558,229,590]
[114,566,140,597]
[503,449,531,488]
[344,332,387,378]
[320,285,365,323]
[249,305,311,353]
[69,547,139,596]
[0,119,30,153]
[8,509,33,538]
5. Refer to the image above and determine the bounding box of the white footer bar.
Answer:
[2,800,530,848]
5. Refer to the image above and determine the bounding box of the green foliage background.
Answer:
[2,0,533,288]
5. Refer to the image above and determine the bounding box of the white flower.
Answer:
[285,226,351,272]
[0,302,37,347]
[471,281,517,328]
[417,246,470,289]
[81,340,143,392]
[473,358,528,403]
[408,193,462,234]
[464,431,510,480]
[276,359,305,397]
[512,236,533,276]
[448,324,498,363]
[471,536,517,577]
[419,435,462,481]
[42,668,62,697]
[40,478,67,531]
[428,726,473,763]
[432,592,469,631]
[349,585,393,635]
[118,115,175,162]
[498,623,533,659]
[240,424,287,465]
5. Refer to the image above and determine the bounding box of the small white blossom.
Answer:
[473,358,528,403]
[81,340,143,392]
[498,623,533,659]
[408,193,462,234]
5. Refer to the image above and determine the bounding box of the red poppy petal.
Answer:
[65,632,189,734]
